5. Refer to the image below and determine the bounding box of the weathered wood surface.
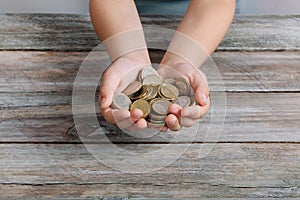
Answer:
[0,14,300,51]
[1,14,300,199]
[1,93,299,143]
[1,143,300,198]
[0,51,299,93]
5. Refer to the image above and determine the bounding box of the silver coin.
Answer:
[112,93,132,110]
[122,81,142,96]
[174,78,190,96]
[143,74,163,86]
[151,99,171,115]
[139,67,159,81]
[174,96,191,108]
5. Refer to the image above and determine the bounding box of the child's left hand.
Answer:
[157,62,210,131]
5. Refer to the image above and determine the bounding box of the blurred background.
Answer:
[0,0,300,15]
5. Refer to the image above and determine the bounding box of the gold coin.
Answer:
[122,81,142,96]
[151,99,171,115]
[159,84,179,100]
[112,93,132,110]
[142,74,163,86]
[130,85,147,100]
[174,96,191,108]
[140,85,152,100]
[143,85,158,100]
[130,99,150,118]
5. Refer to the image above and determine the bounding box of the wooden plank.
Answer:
[0,14,299,51]
[0,51,299,93]
[1,93,299,143]
[1,143,299,198]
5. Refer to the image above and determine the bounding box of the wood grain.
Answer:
[0,14,299,51]
[1,13,299,199]
[1,93,299,143]
[1,143,299,198]
[0,51,299,93]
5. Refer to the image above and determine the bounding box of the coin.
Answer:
[130,99,150,118]
[122,81,142,96]
[112,93,132,110]
[143,85,158,101]
[111,67,195,129]
[148,121,165,129]
[149,119,166,124]
[159,84,179,100]
[130,85,147,100]
[164,78,175,85]
[174,78,190,96]
[174,96,191,108]
[151,99,171,115]
[142,74,163,86]
[149,113,167,121]
[139,67,158,81]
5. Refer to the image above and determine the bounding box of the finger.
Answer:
[165,114,181,131]
[168,103,182,119]
[181,105,203,120]
[101,107,115,124]
[112,109,136,129]
[160,125,168,132]
[130,109,144,121]
[180,117,198,128]
[131,118,148,131]
[100,72,119,109]
[181,99,211,120]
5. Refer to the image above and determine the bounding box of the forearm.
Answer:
[90,0,142,40]
[162,0,235,66]
[90,0,150,64]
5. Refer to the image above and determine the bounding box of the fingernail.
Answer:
[201,94,207,105]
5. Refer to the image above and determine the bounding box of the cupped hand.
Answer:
[157,63,211,131]
[100,51,151,131]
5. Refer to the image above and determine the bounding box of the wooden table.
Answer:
[1,14,299,199]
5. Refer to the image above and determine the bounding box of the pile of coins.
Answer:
[112,68,196,128]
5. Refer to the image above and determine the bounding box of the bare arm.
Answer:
[89,0,150,63]
[159,0,235,131]
[90,0,150,129]
[162,0,236,66]
[90,0,141,41]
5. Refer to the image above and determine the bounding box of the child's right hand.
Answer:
[99,50,151,131]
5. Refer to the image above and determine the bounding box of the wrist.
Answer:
[161,52,187,67]
[103,28,148,63]
[163,31,209,69]
[119,49,151,67]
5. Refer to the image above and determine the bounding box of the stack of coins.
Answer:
[112,67,196,128]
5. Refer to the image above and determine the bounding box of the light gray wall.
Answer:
[0,0,89,14]
[239,0,300,14]
[0,0,299,15]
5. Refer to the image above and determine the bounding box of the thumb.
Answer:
[195,86,209,107]
[192,73,210,107]
[100,74,119,109]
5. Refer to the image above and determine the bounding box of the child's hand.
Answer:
[157,63,210,131]
[100,50,151,131]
